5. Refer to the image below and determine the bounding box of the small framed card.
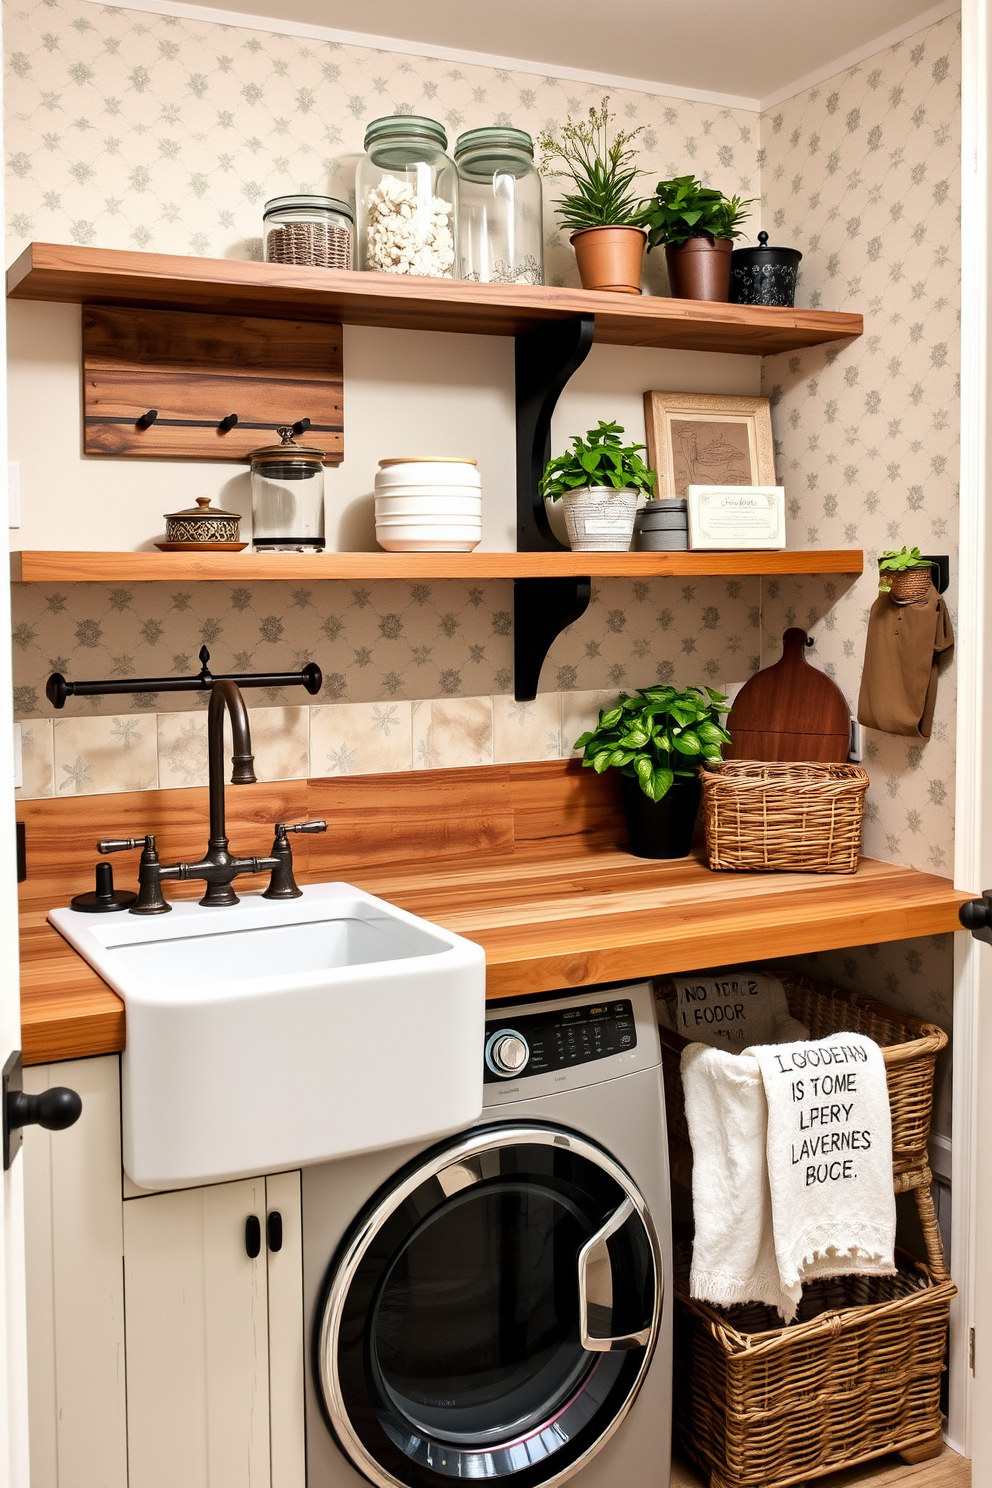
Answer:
[686,484,786,550]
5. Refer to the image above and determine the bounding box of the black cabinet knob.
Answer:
[7,1087,82,1134]
[267,1211,283,1253]
[960,898,990,931]
[245,1214,262,1259]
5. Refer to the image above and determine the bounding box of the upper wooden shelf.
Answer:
[7,243,863,355]
[11,549,864,583]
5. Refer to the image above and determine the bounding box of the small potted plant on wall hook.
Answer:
[575,686,732,858]
[878,546,933,604]
[539,420,656,551]
[641,175,753,301]
[537,97,649,294]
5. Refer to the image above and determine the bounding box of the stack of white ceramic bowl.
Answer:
[374,457,482,551]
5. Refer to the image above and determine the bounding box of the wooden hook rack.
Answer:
[81,305,343,463]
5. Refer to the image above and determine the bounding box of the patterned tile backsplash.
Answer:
[16,687,618,800]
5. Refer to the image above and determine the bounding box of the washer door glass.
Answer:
[316,1124,662,1488]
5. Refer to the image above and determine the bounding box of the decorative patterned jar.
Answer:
[249,427,326,552]
[729,231,803,307]
[454,126,544,285]
[160,496,243,550]
[357,116,458,277]
[263,194,353,269]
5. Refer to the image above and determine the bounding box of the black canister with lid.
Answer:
[729,231,802,307]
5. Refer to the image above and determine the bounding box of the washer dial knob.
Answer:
[486,1030,530,1077]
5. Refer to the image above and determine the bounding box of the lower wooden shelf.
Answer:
[11,548,864,583]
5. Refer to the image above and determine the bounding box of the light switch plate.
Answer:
[848,717,863,763]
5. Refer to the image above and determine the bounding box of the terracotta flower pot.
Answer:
[665,236,733,301]
[570,226,646,295]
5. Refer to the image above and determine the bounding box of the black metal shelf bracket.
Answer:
[513,315,595,699]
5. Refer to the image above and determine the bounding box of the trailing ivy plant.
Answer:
[537,97,649,231]
[641,175,752,249]
[538,420,657,501]
[574,686,732,802]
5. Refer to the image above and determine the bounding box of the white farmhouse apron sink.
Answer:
[49,883,486,1189]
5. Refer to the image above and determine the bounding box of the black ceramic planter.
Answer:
[619,772,702,859]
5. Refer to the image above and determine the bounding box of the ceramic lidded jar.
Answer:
[729,232,803,307]
[249,426,326,552]
[162,496,242,548]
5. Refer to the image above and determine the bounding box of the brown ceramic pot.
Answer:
[665,236,733,301]
[570,225,646,295]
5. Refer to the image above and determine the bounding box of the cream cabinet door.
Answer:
[123,1178,271,1488]
[22,1056,128,1488]
[265,1171,306,1488]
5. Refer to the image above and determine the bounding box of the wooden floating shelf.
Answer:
[11,549,865,583]
[7,243,863,356]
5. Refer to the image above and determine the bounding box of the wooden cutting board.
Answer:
[727,627,851,762]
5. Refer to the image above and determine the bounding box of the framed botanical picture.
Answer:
[643,391,776,501]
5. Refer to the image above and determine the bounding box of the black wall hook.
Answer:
[136,409,158,430]
[218,414,238,433]
[292,417,311,436]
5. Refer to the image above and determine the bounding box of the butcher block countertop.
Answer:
[19,845,971,1066]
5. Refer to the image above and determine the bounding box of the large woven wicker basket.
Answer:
[702,760,870,873]
[673,1250,955,1488]
[658,972,947,1179]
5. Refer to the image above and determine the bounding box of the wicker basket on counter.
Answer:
[701,760,870,874]
[673,1248,955,1488]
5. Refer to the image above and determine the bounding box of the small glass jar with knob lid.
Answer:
[454,127,544,286]
[356,115,458,278]
[249,426,326,552]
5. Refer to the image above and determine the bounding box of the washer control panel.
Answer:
[484,999,636,1082]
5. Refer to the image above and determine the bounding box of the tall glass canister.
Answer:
[454,127,544,286]
[356,116,458,277]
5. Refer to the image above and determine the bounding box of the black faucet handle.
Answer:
[283,820,327,835]
[97,836,145,853]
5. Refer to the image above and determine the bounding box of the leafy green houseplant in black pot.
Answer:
[537,98,649,294]
[539,420,656,551]
[641,175,752,301]
[574,686,731,858]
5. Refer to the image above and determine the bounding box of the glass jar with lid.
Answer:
[249,427,326,552]
[356,116,458,278]
[263,195,354,269]
[454,127,543,286]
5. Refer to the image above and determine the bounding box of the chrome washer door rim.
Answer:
[316,1122,663,1488]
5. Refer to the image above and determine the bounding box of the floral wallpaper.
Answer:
[759,11,961,878]
[3,0,758,287]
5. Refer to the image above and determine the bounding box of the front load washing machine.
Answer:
[302,981,672,1488]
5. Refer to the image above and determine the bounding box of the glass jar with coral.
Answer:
[356,116,458,278]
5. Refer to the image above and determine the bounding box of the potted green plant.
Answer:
[878,546,933,604]
[641,175,753,301]
[539,420,656,551]
[575,685,731,858]
[537,97,649,294]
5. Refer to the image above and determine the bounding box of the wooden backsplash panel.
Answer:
[306,766,515,877]
[17,760,618,907]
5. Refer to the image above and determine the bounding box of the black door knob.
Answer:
[7,1087,82,1134]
